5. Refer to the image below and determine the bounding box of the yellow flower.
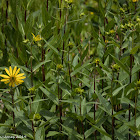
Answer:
[94,58,100,67]
[105,40,108,44]
[0,66,26,87]
[132,0,138,2]
[109,29,115,34]
[32,33,42,42]
[90,12,94,15]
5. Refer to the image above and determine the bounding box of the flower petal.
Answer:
[1,79,9,82]
[16,76,26,80]
[12,83,15,87]
[16,79,24,83]
[16,73,25,77]
[4,80,10,84]
[5,68,11,76]
[13,66,17,75]
[14,68,20,76]
[0,74,10,79]
[32,33,35,38]
[9,66,13,75]
[9,82,12,86]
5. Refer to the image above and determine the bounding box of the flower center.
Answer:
[10,76,15,83]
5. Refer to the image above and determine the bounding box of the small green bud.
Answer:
[94,58,100,67]
[120,24,125,29]
[29,87,35,93]
[109,29,115,34]
[137,131,140,136]
[111,64,120,73]
[80,12,85,18]
[65,0,73,4]
[135,79,140,90]
[75,87,84,95]
[136,17,140,22]
[68,42,74,49]
[120,8,125,13]
[56,64,63,70]
[37,42,42,47]
[23,39,29,44]
[34,113,41,121]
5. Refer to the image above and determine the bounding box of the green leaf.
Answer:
[130,44,140,55]
[115,129,127,140]
[33,60,51,72]
[71,59,92,76]
[110,54,129,75]
[40,86,59,105]
[112,84,127,96]
[47,131,60,137]
[96,91,112,115]
[43,39,60,56]
[87,121,111,138]
[62,125,83,139]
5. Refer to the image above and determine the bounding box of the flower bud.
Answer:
[34,113,41,121]
[111,64,120,73]
[75,87,84,95]
[56,64,63,71]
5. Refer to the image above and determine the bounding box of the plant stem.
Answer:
[31,45,33,87]
[42,47,45,82]
[6,0,8,23]
[93,74,97,140]
[111,73,114,140]
[11,89,17,140]
[80,96,85,140]
[134,92,137,140]
[135,2,137,14]
[47,0,48,11]
[57,71,62,132]
[129,31,134,139]
[135,92,137,128]
[128,54,133,140]
[25,9,27,39]
[102,1,107,93]
[30,44,35,139]
[60,0,62,19]
[1,7,4,33]
[68,47,76,113]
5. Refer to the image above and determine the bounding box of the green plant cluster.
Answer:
[0,0,140,140]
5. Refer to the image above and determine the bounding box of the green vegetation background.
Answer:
[0,0,140,139]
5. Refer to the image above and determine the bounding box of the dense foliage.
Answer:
[0,0,140,139]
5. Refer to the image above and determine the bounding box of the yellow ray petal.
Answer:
[9,66,13,75]
[16,76,26,80]
[4,80,10,84]
[14,68,20,76]
[32,33,35,38]
[12,83,15,87]
[36,35,40,38]
[13,66,17,75]
[1,79,9,82]
[9,82,12,86]
[5,68,11,76]
[0,74,10,79]
[16,79,24,83]
[16,73,25,77]
[15,81,19,85]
